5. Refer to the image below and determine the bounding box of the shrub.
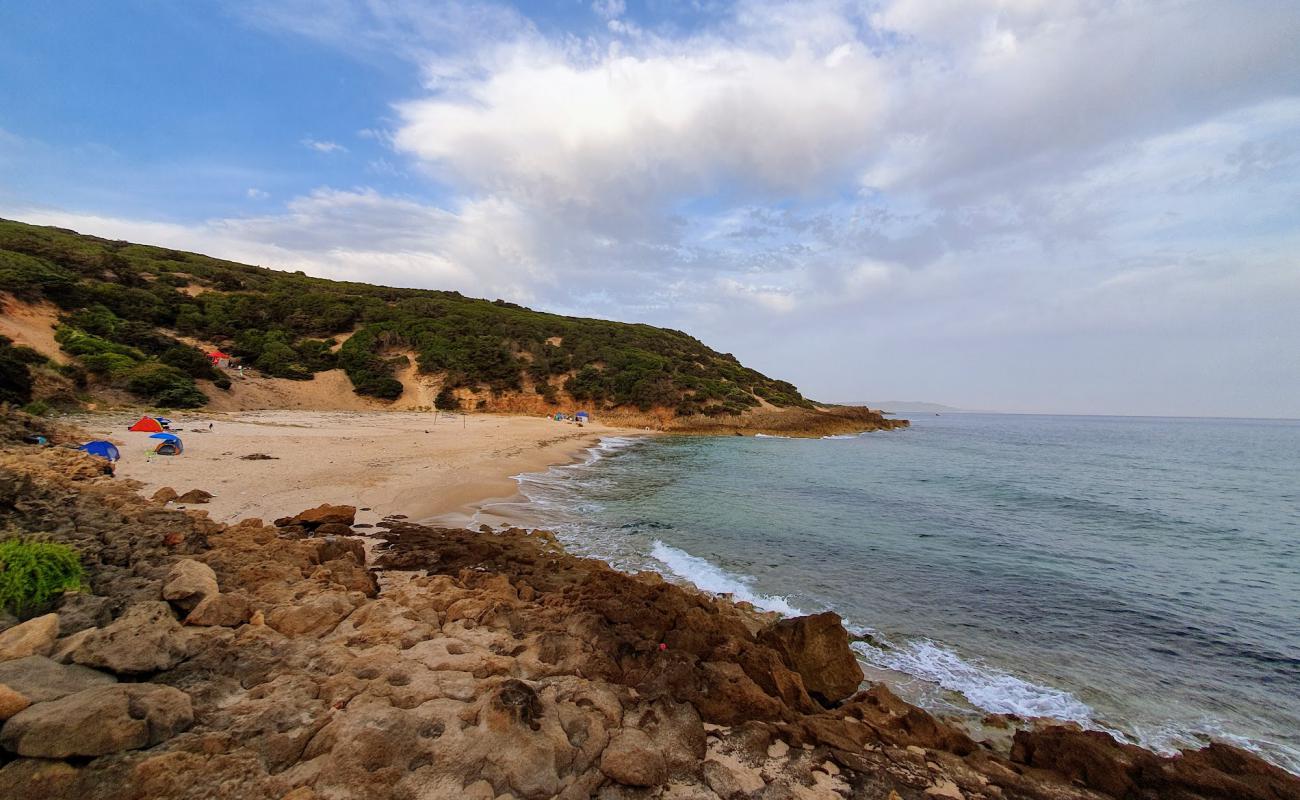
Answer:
[0,537,86,616]
[21,399,51,416]
[435,386,459,410]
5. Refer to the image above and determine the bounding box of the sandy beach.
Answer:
[94,410,647,526]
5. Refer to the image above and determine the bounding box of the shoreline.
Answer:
[87,410,649,526]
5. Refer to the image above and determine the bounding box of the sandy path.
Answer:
[94,411,647,526]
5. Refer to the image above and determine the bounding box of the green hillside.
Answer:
[0,218,812,414]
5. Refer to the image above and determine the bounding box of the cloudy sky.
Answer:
[2,1,1298,417]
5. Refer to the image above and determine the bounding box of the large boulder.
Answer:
[185,592,250,627]
[0,655,116,702]
[161,559,219,611]
[278,504,356,530]
[71,602,188,675]
[175,489,213,504]
[0,613,59,662]
[600,729,667,787]
[757,611,863,705]
[0,683,193,758]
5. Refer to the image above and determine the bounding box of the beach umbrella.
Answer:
[80,440,121,461]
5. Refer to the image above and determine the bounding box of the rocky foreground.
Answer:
[0,412,1297,800]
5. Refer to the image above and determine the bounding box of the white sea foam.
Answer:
[852,638,1098,723]
[649,541,806,617]
[821,434,859,440]
[753,433,791,439]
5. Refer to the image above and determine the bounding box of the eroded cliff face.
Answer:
[0,410,1295,800]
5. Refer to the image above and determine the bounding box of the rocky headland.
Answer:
[0,409,1296,800]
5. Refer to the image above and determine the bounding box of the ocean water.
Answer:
[501,414,1300,772]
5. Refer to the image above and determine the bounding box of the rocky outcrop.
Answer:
[174,489,213,505]
[758,611,864,705]
[275,503,356,529]
[0,656,116,702]
[71,602,188,675]
[0,613,59,661]
[0,683,192,758]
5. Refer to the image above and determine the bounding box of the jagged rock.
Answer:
[0,655,116,702]
[266,592,360,637]
[279,504,356,529]
[0,683,30,719]
[313,522,355,537]
[161,559,219,611]
[185,592,250,627]
[56,592,112,635]
[175,489,213,505]
[756,612,863,705]
[601,729,667,787]
[0,683,193,758]
[0,613,59,661]
[1011,726,1300,800]
[71,601,188,675]
[151,487,179,504]
[702,758,765,798]
[312,536,366,565]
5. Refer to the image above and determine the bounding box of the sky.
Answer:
[2,0,1298,417]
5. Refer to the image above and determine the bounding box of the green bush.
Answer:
[0,537,86,616]
[21,399,50,416]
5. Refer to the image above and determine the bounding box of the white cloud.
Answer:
[301,138,348,154]
[246,187,270,199]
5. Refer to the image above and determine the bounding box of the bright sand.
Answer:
[104,411,647,527]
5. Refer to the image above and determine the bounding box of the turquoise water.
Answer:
[507,414,1300,772]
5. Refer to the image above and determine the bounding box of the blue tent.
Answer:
[148,432,181,442]
[575,410,589,421]
[154,417,173,429]
[80,440,121,461]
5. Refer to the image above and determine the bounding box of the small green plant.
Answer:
[21,399,51,417]
[0,537,86,616]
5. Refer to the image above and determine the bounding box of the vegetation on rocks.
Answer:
[0,538,85,617]
[1,218,812,415]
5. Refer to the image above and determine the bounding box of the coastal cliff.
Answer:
[0,409,1296,800]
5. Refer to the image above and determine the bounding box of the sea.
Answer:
[491,413,1300,773]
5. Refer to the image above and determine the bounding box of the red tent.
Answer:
[128,416,164,432]
[208,350,230,365]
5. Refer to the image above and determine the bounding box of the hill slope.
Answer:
[0,218,818,416]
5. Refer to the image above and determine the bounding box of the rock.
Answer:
[185,592,250,627]
[56,591,112,635]
[240,453,278,460]
[0,655,116,701]
[313,522,356,537]
[0,683,193,758]
[266,593,359,637]
[279,504,356,529]
[600,729,667,787]
[71,601,188,675]
[0,683,30,720]
[757,612,863,705]
[702,758,765,798]
[925,780,964,799]
[0,613,59,661]
[175,489,213,504]
[162,559,219,611]
[151,486,179,504]
[48,628,96,663]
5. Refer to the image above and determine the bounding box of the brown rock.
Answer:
[0,682,30,720]
[185,592,251,627]
[71,601,189,675]
[0,613,59,661]
[0,654,116,702]
[266,593,359,637]
[151,486,179,504]
[0,683,193,758]
[757,611,863,705]
[162,558,219,611]
[56,591,112,635]
[600,729,667,787]
[281,504,356,529]
[175,489,214,504]
[313,522,355,537]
